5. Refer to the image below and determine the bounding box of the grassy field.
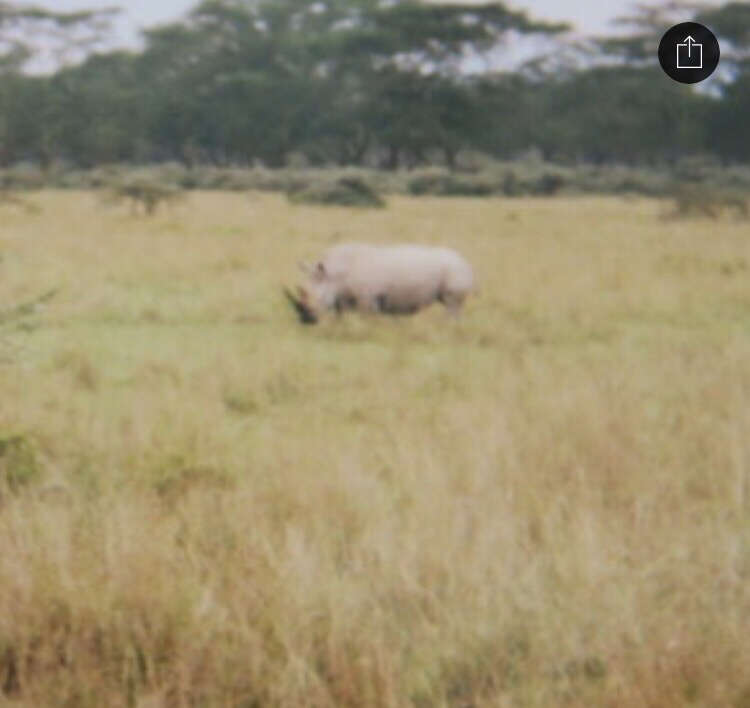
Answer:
[1,191,749,707]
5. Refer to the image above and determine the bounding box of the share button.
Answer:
[659,22,720,84]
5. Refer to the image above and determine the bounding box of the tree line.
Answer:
[0,0,748,170]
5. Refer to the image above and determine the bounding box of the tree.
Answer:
[0,2,118,72]
[308,0,567,166]
[534,66,712,163]
[698,3,750,161]
[130,0,567,167]
[0,2,119,166]
[696,1,750,83]
[592,1,707,64]
[1,0,746,169]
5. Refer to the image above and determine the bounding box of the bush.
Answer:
[287,176,385,208]
[665,183,749,220]
[561,165,672,197]
[3,160,750,202]
[0,433,41,493]
[0,189,40,212]
[673,154,723,183]
[407,168,497,197]
[532,172,566,196]
[0,289,58,327]
[0,164,46,190]
[101,175,185,215]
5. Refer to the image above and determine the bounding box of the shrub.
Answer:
[0,189,40,213]
[532,172,566,196]
[287,176,385,208]
[4,160,750,202]
[0,164,46,190]
[559,165,671,197]
[0,289,58,326]
[151,454,233,505]
[0,433,41,493]
[407,169,497,197]
[101,175,185,215]
[665,183,749,220]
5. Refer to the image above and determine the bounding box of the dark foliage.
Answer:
[0,1,747,170]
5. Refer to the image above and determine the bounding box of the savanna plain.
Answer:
[1,191,749,707]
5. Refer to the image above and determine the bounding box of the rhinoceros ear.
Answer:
[298,261,326,280]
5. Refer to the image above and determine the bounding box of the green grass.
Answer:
[0,191,749,707]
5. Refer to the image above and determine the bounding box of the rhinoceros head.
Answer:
[285,260,338,324]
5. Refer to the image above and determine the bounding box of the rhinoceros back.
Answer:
[318,243,474,313]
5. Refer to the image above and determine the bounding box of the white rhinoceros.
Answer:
[285,243,475,324]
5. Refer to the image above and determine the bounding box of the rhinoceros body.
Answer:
[285,243,475,324]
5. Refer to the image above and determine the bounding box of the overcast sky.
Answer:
[17,0,723,74]
[25,0,642,42]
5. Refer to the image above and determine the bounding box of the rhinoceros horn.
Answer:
[283,286,318,325]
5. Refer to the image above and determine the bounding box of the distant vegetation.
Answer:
[100,175,185,215]
[0,0,748,216]
[2,160,749,220]
[286,175,386,208]
[666,183,750,220]
[0,1,748,171]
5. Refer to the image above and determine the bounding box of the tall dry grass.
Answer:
[0,191,749,707]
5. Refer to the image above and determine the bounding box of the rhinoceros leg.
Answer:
[374,294,420,316]
[334,293,357,315]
